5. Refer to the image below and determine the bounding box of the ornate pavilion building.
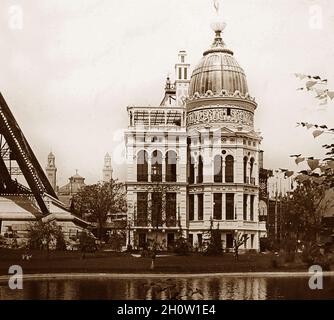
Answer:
[125,19,266,251]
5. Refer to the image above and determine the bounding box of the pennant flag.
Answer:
[213,0,220,14]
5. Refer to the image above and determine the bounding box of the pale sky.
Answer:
[0,0,334,186]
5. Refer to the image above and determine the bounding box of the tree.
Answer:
[28,220,66,257]
[78,230,97,259]
[279,74,334,259]
[173,213,190,255]
[72,179,126,240]
[204,218,223,256]
[233,231,249,260]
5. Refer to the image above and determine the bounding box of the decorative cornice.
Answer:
[187,90,256,103]
[187,107,254,130]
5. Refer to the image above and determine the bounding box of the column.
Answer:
[222,193,226,220]
[148,155,152,182]
[148,193,152,227]
[194,194,198,221]
[162,155,166,182]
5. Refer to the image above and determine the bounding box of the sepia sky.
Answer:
[0,0,334,186]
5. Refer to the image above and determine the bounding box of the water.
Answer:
[1,276,334,300]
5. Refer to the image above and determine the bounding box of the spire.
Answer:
[103,152,113,182]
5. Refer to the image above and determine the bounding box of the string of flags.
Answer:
[294,73,334,105]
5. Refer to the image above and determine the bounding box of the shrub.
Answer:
[173,237,190,256]
[78,230,97,254]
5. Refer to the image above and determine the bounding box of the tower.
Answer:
[103,153,113,182]
[185,18,266,251]
[46,152,57,191]
[175,50,190,106]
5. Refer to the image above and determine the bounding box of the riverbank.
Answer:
[0,248,322,275]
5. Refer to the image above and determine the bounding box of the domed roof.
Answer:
[189,23,249,97]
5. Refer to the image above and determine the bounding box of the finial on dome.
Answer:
[211,21,226,33]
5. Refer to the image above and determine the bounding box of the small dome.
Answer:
[189,26,249,97]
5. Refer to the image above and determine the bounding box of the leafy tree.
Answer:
[278,74,334,259]
[72,179,126,240]
[28,220,66,257]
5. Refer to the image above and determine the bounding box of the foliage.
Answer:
[173,215,190,255]
[273,74,334,257]
[28,220,66,252]
[301,243,332,270]
[204,218,223,256]
[107,231,126,252]
[72,179,126,239]
[78,230,97,254]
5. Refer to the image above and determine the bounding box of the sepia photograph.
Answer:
[0,0,334,308]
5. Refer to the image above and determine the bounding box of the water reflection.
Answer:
[0,276,333,300]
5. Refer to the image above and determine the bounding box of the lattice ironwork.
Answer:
[0,93,58,214]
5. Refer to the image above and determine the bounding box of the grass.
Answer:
[0,248,313,276]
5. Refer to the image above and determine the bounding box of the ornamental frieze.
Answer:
[187,107,254,127]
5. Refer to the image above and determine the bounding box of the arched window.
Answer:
[151,150,162,182]
[250,158,255,185]
[166,151,177,182]
[225,155,234,183]
[137,151,148,182]
[189,156,195,184]
[197,155,203,183]
[243,156,248,184]
[214,155,223,183]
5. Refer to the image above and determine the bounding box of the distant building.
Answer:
[103,153,113,182]
[45,152,57,191]
[58,171,86,207]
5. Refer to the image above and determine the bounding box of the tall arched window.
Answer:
[166,151,177,182]
[243,156,248,184]
[214,155,223,183]
[189,156,195,184]
[250,158,255,185]
[137,151,148,182]
[151,150,162,182]
[225,155,234,183]
[197,155,203,183]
